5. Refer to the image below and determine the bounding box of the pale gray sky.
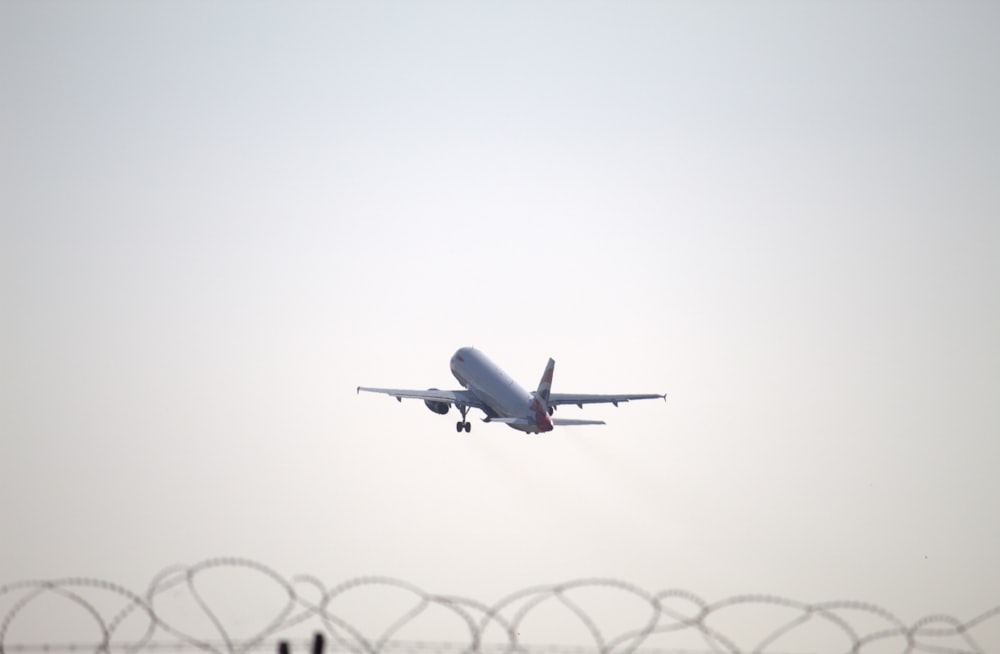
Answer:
[2,1,999,649]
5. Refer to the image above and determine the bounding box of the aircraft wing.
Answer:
[356,386,487,409]
[548,392,666,409]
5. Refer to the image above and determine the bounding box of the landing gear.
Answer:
[456,405,472,433]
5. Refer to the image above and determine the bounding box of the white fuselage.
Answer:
[449,347,552,432]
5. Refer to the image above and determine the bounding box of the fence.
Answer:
[2,558,998,654]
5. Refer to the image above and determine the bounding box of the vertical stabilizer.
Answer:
[536,358,555,406]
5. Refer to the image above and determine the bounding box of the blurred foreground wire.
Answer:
[1,558,998,654]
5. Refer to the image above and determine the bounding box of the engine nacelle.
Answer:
[424,388,450,415]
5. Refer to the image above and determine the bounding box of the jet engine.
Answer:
[424,388,450,415]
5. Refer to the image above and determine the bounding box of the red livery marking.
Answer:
[535,411,554,432]
[530,398,554,432]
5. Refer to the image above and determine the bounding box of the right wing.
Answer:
[356,386,487,409]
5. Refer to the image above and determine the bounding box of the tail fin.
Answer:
[536,358,555,406]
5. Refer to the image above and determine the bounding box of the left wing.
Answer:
[548,392,666,409]
[356,386,487,409]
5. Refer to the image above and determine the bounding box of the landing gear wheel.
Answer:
[456,404,472,434]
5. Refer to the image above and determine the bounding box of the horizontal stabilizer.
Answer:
[549,392,666,408]
[486,416,605,428]
[484,417,535,427]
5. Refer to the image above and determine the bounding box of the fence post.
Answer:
[277,632,324,654]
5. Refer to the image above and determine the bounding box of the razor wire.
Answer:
[1,557,998,654]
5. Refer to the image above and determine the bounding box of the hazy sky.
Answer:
[2,1,999,649]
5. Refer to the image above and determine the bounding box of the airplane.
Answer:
[357,346,666,434]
